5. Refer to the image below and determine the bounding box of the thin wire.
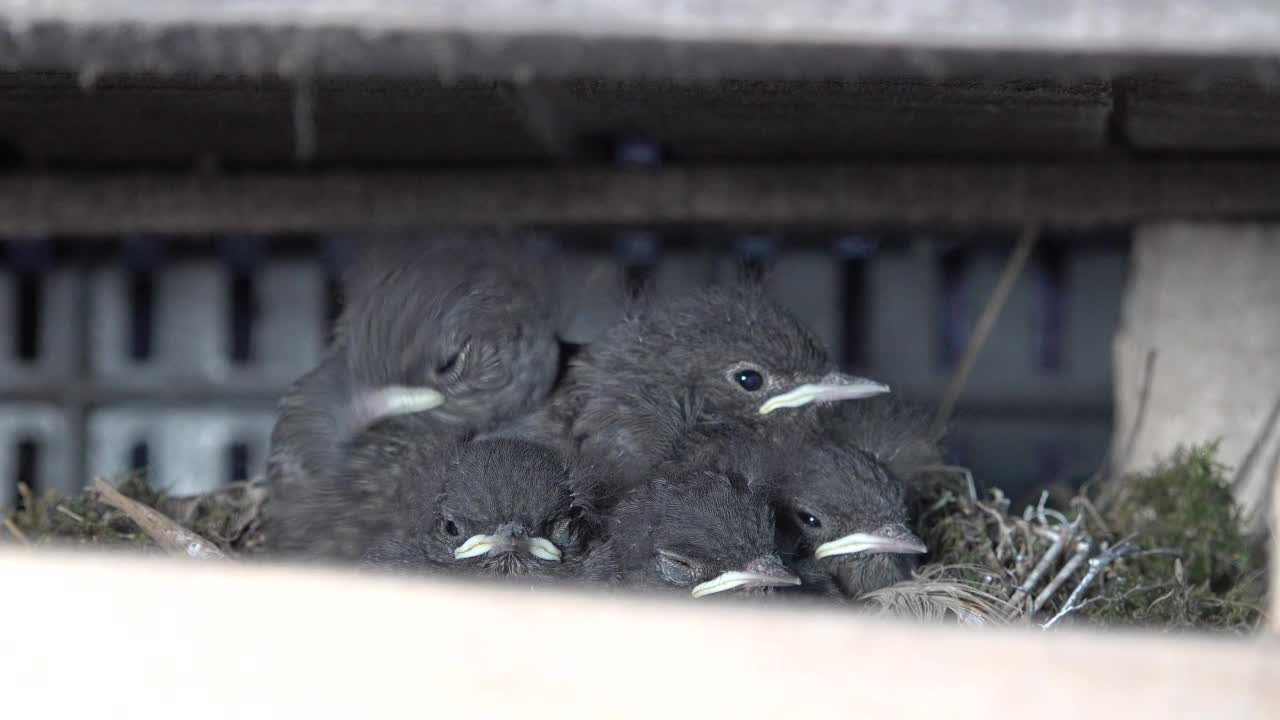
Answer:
[931,222,1042,440]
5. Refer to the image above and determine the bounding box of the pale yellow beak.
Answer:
[758,374,890,415]
[690,568,801,598]
[814,531,927,560]
[355,385,446,426]
[453,533,562,562]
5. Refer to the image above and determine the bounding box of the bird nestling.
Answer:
[355,431,612,584]
[772,399,939,599]
[526,283,890,485]
[775,441,926,598]
[611,462,800,599]
[266,233,562,494]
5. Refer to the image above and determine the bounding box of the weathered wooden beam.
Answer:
[1,1,1279,80]
[3,161,1280,235]
[0,547,1276,718]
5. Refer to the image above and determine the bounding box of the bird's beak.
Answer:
[814,525,927,560]
[453,525,562,562]
[354,385,446,427]
[758,372,890,415]
[690,555,801,598]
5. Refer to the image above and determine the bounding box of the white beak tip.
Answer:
[690,570,802,598]
[757,379,891,415]
[359,385,447,424]
[814,532,927,560]
[452,533,562,562]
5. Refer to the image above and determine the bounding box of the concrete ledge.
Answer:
[0,546,1277,718]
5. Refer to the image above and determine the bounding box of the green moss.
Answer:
[4,472,160,549]
[2,471,266,555]
[1089,444,1263,630]
[909,444,1265,630]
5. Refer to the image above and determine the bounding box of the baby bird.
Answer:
[611,463,799,599]
[353,432,610,584]
[531,283,889,486]
[267,233,561,493]
[775,442,926,598]
[773,400,938,599]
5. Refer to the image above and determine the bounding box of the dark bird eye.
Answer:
[436,340,471,377]
[796,511,822,529]
[436,351,460,376]
[733,369,764,392]
[657,551,697,586]
[444,520,460,537]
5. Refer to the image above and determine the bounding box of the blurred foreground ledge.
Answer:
[0,546,1276,718]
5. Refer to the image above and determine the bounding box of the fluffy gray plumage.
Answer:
[272,414,610,584]
[362,436,613,584]
[266,233,561,496]
[517,283,848,485]
[610,461,796,598]
[773,399,938,598]
[646,397,937,599]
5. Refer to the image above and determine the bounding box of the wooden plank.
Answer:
[0,546,1276,718]
[1124,76,1280,150]
[4,161,1280,235]
[1,1,1280,80]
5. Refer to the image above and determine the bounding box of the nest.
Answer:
[3,472,267,557]
[874,444,1266,629]
[0,446,1265,631]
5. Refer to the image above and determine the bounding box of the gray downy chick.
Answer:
[358,433,613,585]
[773,399,938,599]
[540,283,890,484]
[611,464,800,599]
[266,232,561,494]
[775,441,926,599]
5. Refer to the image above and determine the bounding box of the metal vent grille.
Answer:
[0,234,1129,505]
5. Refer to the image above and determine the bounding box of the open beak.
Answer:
[758,373,890,415]
[354,385,446,427]
[453,525,562,562]
[814,526,927,560]
[690,555,801,598]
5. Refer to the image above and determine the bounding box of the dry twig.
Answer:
[1041,542,1182,629]
[2,515,31,545]
[92,477,227,560]
[54,504,86,524]
[1033,541,1091,616]
[931,222,1041,439]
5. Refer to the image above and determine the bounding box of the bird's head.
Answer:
[342,240,560,433]
[621,467,800,598]
[776,442,925,596]
[418,440,597,579]
[581,284,888,430]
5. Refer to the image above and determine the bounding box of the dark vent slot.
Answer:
[15,439,39,510]
[228,268,256,365]
[839,247,873,369]
[734,237,775,284]
[128,441,150,476]
[325,271,343,337]
[128,270,155,361]
[1035,244,1068,374]
[616,232,658,299]
[14,270,41,361]
[227,442,251,484]
[936,247,971,370]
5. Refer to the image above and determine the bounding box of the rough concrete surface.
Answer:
[1112,224,1280,531]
